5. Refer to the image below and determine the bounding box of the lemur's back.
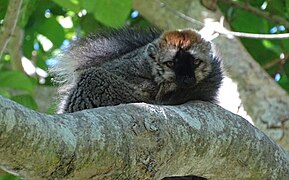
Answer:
[51,28,161,113]
[67,27,160,71]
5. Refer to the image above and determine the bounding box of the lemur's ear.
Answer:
[145,43,158,60]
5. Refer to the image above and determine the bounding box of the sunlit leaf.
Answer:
[262,40,282,54]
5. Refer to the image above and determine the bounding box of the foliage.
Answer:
[218,0,289,92]
[0,175,20,180]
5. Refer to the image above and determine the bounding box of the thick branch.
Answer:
[0,96,288,179]
[0,0,23,58]
[133,0,289,152]
[8,26,24,72]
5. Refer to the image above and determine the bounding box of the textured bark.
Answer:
[133,0,289,151]
[0,96,289,179]
[0,0,23,58]
[8,26,24,72]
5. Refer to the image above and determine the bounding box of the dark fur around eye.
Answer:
[193,59,202,65]
[165,61,174,68]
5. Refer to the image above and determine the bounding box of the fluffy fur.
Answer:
[51,27,160,113]
[51,27,223,113]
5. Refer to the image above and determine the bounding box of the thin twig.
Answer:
[218,0,289,30]
[263,54,289,69]
[0,0,23,59]
[157,0,289,39]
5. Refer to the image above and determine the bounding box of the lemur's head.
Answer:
[146,29,215,88]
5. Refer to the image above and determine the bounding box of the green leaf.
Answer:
[0,174,21,180]
[248,0,264,7]
[240,39,276,65]
[37,18,65,48]
[80,14,104,34]
[83,0,132,27]
[0,0,8,20]
[266,0,286,17]
[23,29,35,59]
[262,40,282,55]
[0,71,34,92]
[11,94,38,110]
[230,9,268,33]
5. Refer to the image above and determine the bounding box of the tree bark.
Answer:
[0,0,23,58]
[0,96,289,179]
[133,0,289,151]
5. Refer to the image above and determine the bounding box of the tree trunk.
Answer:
[0,96,289,179]
[133,0,289,151]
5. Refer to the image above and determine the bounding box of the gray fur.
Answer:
[50,28,223,113]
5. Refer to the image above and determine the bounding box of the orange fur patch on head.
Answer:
[160,30,202,49]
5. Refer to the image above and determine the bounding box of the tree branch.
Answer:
[263,54,289,70]
[218,0,289,30]
[8,26,24,72]
[0,0,23,59]
[0,96,288,179]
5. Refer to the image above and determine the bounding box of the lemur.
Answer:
[50,27,223,113]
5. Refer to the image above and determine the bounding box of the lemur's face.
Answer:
[146,29,213,88]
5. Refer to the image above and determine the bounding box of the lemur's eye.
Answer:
[165,61,174,68]
[193,59,202,65]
